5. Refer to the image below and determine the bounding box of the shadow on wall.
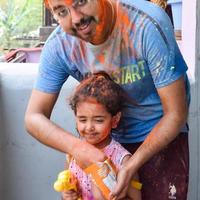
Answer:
[0,63,79,200]
[0,86,3,200]
[187,73,200,200]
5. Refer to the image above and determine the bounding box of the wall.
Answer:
[0,78,3,200]
[181,0,199,199]
[0,63,78,200]
[0,1,199,198]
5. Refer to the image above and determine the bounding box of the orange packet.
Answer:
[84,158,117,200]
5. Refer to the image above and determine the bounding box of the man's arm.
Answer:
[24,89,106,167]
[110,76,188,199]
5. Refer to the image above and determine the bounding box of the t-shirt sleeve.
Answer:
[104,140,131,170]
[142,15,188,88]
[34,38,69,93]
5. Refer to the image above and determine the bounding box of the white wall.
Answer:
[182,0,196,84]
[0,87,3,200]
[181,0,199,200]
[0,63,78,200]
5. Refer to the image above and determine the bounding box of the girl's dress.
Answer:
[69,139,131,200]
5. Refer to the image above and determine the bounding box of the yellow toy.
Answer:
[131,180,143,190]
[54,164,142,200]
[53,169,82,200]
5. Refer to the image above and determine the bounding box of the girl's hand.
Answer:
[61,190,80,200]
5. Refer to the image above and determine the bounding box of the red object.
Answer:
[4,47,42,63]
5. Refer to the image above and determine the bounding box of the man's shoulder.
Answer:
[119,0,163,13]
[44,26,78,48]
[41,26,81,60]
[119,0,171,27]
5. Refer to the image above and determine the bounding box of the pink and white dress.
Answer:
[68,139,131,200]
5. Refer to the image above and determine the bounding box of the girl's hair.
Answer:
[70,71,124,116]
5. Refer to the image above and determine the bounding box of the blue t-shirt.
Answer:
[35,0,190,143]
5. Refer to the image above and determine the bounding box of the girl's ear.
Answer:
[111,112,121,128]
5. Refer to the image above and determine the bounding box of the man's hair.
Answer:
[44,0,50,9]
[69,71,124,116]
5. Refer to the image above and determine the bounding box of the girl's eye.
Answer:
[57,7,69,17]
[79,119,87,123]
[95,119,104,123]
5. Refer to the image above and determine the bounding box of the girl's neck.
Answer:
[94,136,112,149]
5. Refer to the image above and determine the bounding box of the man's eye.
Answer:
[76,0,87,6]
[57,7,69,17]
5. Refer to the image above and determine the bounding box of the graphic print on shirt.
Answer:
[169,183,177,199]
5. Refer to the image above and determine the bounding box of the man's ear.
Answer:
[111,112,121,128]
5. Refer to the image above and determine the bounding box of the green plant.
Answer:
[0,0,42,54]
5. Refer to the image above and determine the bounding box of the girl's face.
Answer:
[75,98,120,149]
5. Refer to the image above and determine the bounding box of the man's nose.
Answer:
[69,7,83,27]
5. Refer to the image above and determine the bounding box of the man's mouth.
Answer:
[77,17,93,31]
[72,17,95,37]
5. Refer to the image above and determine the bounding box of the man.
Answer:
[25,0,190,199]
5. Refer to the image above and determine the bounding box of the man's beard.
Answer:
[70,0,112,45]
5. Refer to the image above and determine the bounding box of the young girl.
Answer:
[62,71,141,200]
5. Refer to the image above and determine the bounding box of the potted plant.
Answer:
[167,0,182,39]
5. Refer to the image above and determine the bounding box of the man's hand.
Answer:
[109,164,133,200]
[72,140,106,168]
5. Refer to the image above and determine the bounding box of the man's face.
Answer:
[48,0,105,44]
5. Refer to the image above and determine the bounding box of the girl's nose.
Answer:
[86,122,95,132]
